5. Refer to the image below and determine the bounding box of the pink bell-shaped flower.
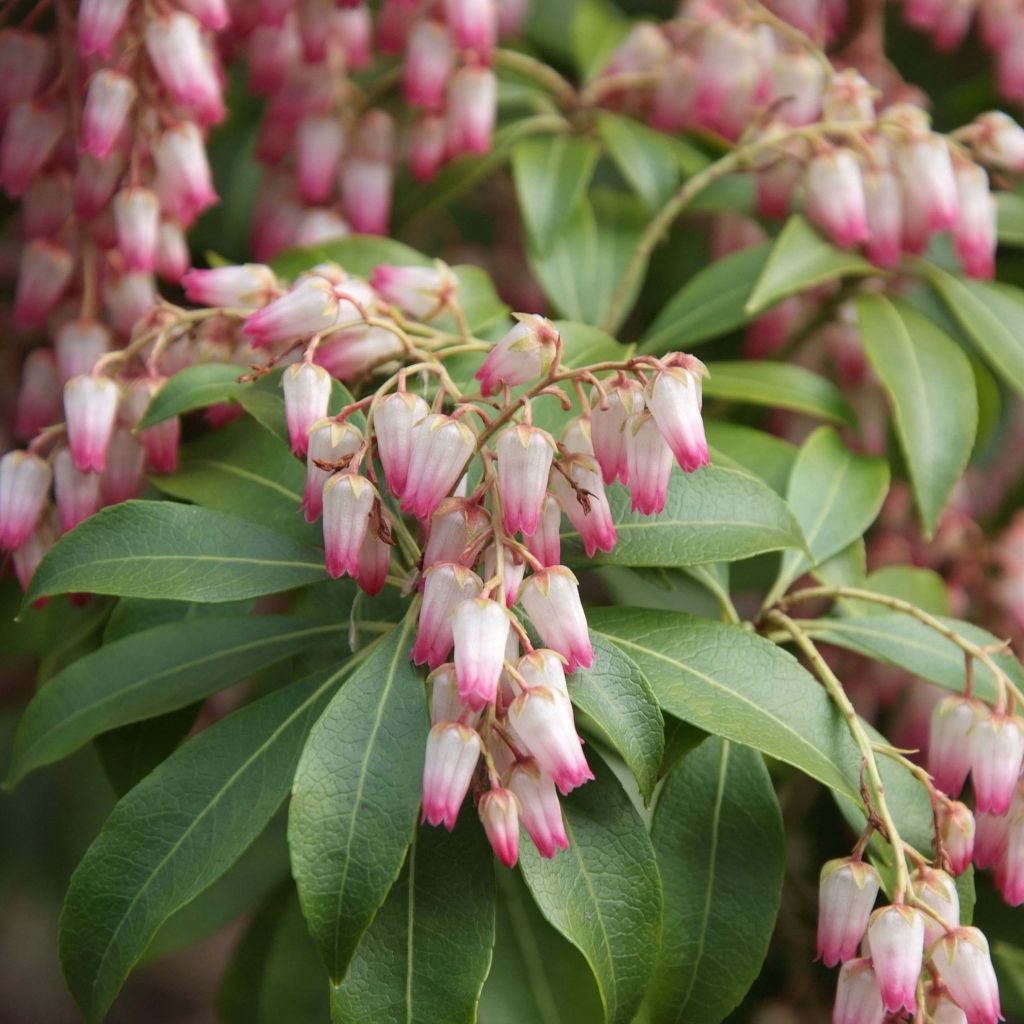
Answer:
[0,102,62,199]
[296,114,346,205]
[408,115,447,182]
[14,350,61,441]
[970,711,1024,815]
[452,597,510,708]
[370,264,455,321]
[412,563,484,668]
[79,0,131,58]
[645,364,710,475]
[973,810,1011,870]
[444,0,496,60]
[939,800,976,876]
[0,451,52,552]
[100,429,146,505]
[421,722,481,830]
[509,759,569,858]
[496,425,555,537]
[81,69,136,160]
[243,277,341,348]
[404,20,455,111]
[832,958,885,1024]
[446,66,497,157]
[282,362,332,456]
[322,473,376,580]
[53,449,100,533]
[519,567,594,672]
[624,410,675,517]
[865,905,924,1015]
[590,381,644,486]
[401,413,475,520]
[429,663,483,729]
[523,494,562,568]
[551,419,616,557]
[422,498,489,569]
[302,419,362,523]
[156,221,190,284]
[969,111,1024,172]
[64,374,120,474]
[356,528,391,597]
[372,392,431,500]
[897,135,960,235]
[928,695,980,797]
[863,162,904,270]
[341,111,395,236]
[182,264,278,309]
[113,187,160,273]
[509,684,592,796]
[479,787,520,867]
[996,810,1024,905]
[144,11,224,124]
[952,162,996,280]
[14,240,74,330]
[931,928,1003,1024]
[803,149,869,248]
[475,314,558,397]
[912,867,960,946]
[816,857,881,967]
[154,122,218,227]
[483,543,525,608]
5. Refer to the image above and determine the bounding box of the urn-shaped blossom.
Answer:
[421,722,481,830]
[865,905,924,1014]
[817,857,881,967]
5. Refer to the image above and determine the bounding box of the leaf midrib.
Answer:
[176,457,303,502]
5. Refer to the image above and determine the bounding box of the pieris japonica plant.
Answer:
[6,1,1024,1022]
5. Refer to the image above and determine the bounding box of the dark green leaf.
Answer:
[569,0,629,80]
[649,737,784,1024]
[139,364,248,428]
[745,215,876,315]
[7,615,338,787]
[561,466,805,569]
[639,244,772,354]
[996,191,1024,246]
[289,614,429,981]
[331,820,494,1023]
[26,501,325,606]
[857,294,978,536]
[519,754,662,1024]
[569,635,664,803]
[59,662,355,1022]
[597,113,680,210]
[95,706,201,796]
[702,361,857,428]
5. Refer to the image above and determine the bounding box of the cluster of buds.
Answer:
[929,692,1024,905]
[819,856,1003,1023]
[227,0,521,260]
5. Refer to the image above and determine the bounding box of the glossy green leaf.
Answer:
[803,614,1024,705]
[150,418,313,542]
[272,234,430,279]
[703,361,857,427]
[924,267,1024,399]
[996,191,1024,246]
[597,113,680,210]
[519,754,662,1024]
[139,364,249,428]
[569,635,664,803]
[531,189,648,333]
[745,215,876,315]
[649,737,784,1024]
[561,466,804,569]
[6,616,338,787]
[331,820,494,1023]
[26,501,325,606]
[841,565,950,617]
[479,868,603,1024]
[59,663,354,1022]
[289,614,429,982]
[569,0,629,79]
[812,539,867,589]
[705,421,796,496]
[512,135,600,253]
[857,294,978,536]
[769,426,889,605]
[639,244,772,354]
[96,705,202,796]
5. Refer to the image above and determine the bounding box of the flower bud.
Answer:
[590,381,644,486]
[296,114,346,205]
[370,263,454,321]
[952,162,996,280]
[0,102,62,198]
[452,597,510,708]
[931,928,1002,1024]
[832,958,884,1024]
[154,122,218,227]
[64,375,120,474]
[14,240,74,330]
[804,150,869,248]
[357,528,391,597]
[0,451,52,552]
[446,66,497,157]
[912,866,960,946]
[282,363,332,457]
[524,494,562,568]
[144,12,224,125]
[624,411,675,517]
[928,695,980,797]
[496,425,555,537]
[341,111,395,236]
[401,414,475,520]
[113,187,160,273]
[509,759,569,858]
[816,857,881,967]
[182,263,278,309]
[421,722,481,830]
[866,905,924,1014]
[475,314,558,397]
[243,278,340,348]
[519,567,594,672]
[413,563,484,668]
[823,69,876,122]
[79,0,131,58]
[156,221,190,284]
[81,70,136,160]
[970,710,1024,815]
[969,111,1024,172]
[322,474,376,580]
[405,20,455,111]
[938,800,976,876]
[53,448,100,533]
[373,392,430,500]
[479,787,520,867]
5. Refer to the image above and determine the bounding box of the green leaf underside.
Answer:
[702,361,857,427]
[857,294,978,537]
[648,738,785,1024]
[331,820,495,1023]
[640,244,772,354]
[745,215,876,315]
[139,363,249,428]
[569,635,664,803]
[772,426,890,601]
[7,615,338,787]
[59,660,359,1022]
[925,267,1024,399]
[512,135,600,254]
[479,868,603,1024]
[519,753,662,1024]
[560,466,805,568]
[289,614,429,982]
[26,501,326,606]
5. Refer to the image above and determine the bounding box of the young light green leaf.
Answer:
[569,635,664,803]
[705,421,796,496]
[597,112,680,210]
[139,364,248,428]
[479,868,603,1024]
[519,753,662,1024]
[561,466,805,569]
[512,135,600,254]
[639,244,772,354]
[745,215,876,315]
[702,361,857,427]
[648,737,785,1024]
[6,616,338,787]
[769,426,889,604]
[59,661,357,1023]
[924,267,1024,399]
[840,565,950,617]
[289,614,429,982]
[331,820,494,1023]
[150,418,313,543]
[26,502,325,606]
[857,294,978,536]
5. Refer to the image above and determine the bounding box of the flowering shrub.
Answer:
[5,1,1024,1022]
